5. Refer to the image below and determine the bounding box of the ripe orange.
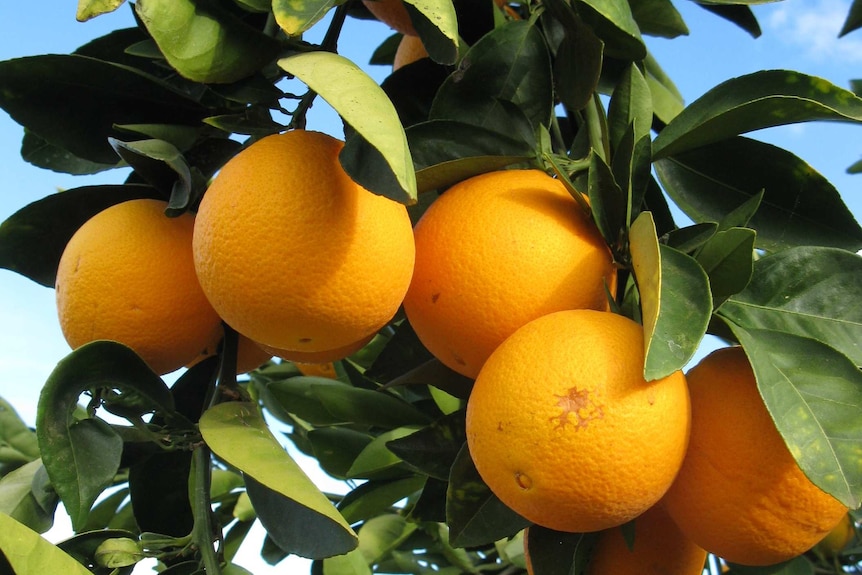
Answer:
[466,309,690,533]
[188,328,273,374]
[55,199,222,375]
[663,346,849,566]
[363,0,418,36]
[192,130,415,355]
[393,34,428,70]
[259,335,372,365]
[586,502,707,575]
[403,169,616,379]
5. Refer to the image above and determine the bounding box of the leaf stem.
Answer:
[585,93,609,162]
[192,444,222,574]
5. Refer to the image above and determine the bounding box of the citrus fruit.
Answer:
[363,0,418,36]
[393,34,428,70]
[294,362,338,379]
[663,346,849,566]
[586,501,707,575]
[259,335,372,365]
[192,130,415,354]
[813,513,855,558]
[403,169,616,379]
[56,199,222,375]
[465,309,690,533]
[188,328,273,374]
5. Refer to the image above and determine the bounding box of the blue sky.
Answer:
[0,1,861,572]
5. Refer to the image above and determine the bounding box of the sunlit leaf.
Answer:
[655,137,862,252]
[36,341,175,530]
[273,0,338,36]
[653,70,862,159]
[726,325,862,509]
[357,514,416,566]
[718,247,862,366]
[0,398,39,469]
[630,212,712,380]
[405,0,459,65]
[0,513,96,575]
[135,0,281,83]
[199,402,357,559]
[346,427,419,479]
[76,0,126,21]
[280,51,417,204]
[0,460,57,533]
[631,0,688,38]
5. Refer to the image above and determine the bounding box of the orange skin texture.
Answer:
[188,328,273,374]
[56,199,222,375]
[663,346,849,566]
[466,310,690,533]
[193,130,415,353]
[404,169,616,379]
[587,502,707,575]
[259,335,372,365]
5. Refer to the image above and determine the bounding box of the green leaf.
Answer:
[357,514,416,566]
[630,212,712,380]
[696,3,761,38]
[346,427,419,479]
[76,0,127,21]
[645,54,685,125]
[429,20,554,133]
[695,227,756,305]
[446,444,531,548]
[0,184,161,287]
[320,547,373,575]
[841,0,862,36]
[575,0,645,60]
[654,136,862,252]
[725,326,862,509]
[406,0,459,65]
[0,55,208,165]
[21,130,119,175]
[524,526,596,575]
[58,529,140,574]
[718,247,862,367]
[0,398,39,469]
[274,0,338,36]
[307,427,374,480]
[631,0,688,38]
[109,139,196,212]
[128,451,193,537]
[338,476,426,524]
[607,63,652,151]
[386,410,467,481]
[662,222,718,253]
[199,402,357,559]
[0,513,96,575]
[544,1,604,112]
[279,51,417,204]
[407,119,535,172]
[81,487,129,532]
[36,341,175,531]
[727,556,814,575]
[653,70,862,159]
[135,0,281,83]
[610,125,652,227]
[588,152,626,249]
[0,460,58,533]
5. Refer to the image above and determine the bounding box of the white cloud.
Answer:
[763,0,862,64]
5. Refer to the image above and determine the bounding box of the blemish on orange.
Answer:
[550,386,603,430]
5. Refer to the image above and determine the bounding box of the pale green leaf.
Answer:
[0,513,95,575]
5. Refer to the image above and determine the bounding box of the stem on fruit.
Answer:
[191,445,222,574]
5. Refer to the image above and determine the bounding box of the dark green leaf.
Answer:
[0,513,104,575]
[575,0,645,60]
[631,0,688,38]
[695,227,756,305]
[338,476,426,524]
[549,5,604,112]
[607,63,652,151]
[273,0,338,35]
[718,247,862,367]
[280,51,417,204]
[306,427,373,480]
[446,444,530,548]
[136,0,281,83]
[407,119,535,172]
[80,487,129,532]
[644,53,685,124]
[726,325,862,509]
[21,131,119,175]
[384,359,474,401]
[113,124,200,151]
[386,410,466,480]
[841,0,862,36]
[655,137,862,252]
[36,341,175,530]
[588,152,626,250]
[59,530,140,574]
[341,129,416,209]
[346,427,419,479]
[525,526,596,575]
[696,3,760,37]
[630,212,712,380]
[0,460,58,533]
[109,138,195,211]
[719,189,763,230]
[199,402,357,558]
[0,184,161,287]
[203,108,284,137]
[0,398,40,469]
[128,451,193,537]
[382,58,452,128]
[662,222,718,253]
[430,20,554,132]
[653,71,862,159]
[0,55,209,164]
[406,0,459,66]
[415,155,534,193]
[610,125,651,227]
[370,33,402,66]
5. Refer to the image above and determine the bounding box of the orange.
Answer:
[663,346,849,566]
[403,169,616,379]
[55,199,222,375]
[259,335,372,365]
[188,328,273,374]
[294,362,338,379]
[393,34,428,70]
[586,501,707,575]
[465,309,690,533]
[363,0,418,36]
[193,130,415,354]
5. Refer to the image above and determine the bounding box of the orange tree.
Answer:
[0,1,862,574]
